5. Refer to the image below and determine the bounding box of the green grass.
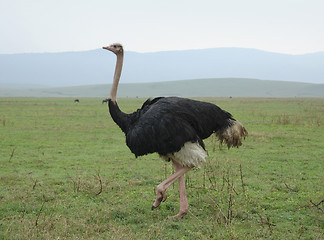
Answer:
[0,97,323,239]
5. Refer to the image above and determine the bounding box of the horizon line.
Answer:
[1,47,323,56]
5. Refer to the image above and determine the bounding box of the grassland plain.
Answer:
[0,97,323,239]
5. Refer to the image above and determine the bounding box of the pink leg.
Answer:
[152,160,191,218]
[168,161,189,218]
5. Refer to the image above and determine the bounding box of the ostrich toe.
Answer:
[151,191,167,210]
[167,210,188,219]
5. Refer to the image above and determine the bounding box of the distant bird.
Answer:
[102,43,248,219]
[74,99,79,103]
[102,98,109,104]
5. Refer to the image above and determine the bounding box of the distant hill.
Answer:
[0,48,323,88]
[1,78,323,98]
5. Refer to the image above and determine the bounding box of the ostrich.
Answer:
[74,99,79,103]
[102,43,248,219]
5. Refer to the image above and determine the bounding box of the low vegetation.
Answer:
[1,78,324,98]
[0,97,323,239]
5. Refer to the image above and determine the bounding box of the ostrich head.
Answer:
[102,43,124,55]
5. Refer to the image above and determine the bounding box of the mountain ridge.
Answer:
[1,47,323,88]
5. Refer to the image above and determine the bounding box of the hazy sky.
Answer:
[1,0,323,54]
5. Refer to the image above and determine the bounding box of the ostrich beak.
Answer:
[102,46,110,50]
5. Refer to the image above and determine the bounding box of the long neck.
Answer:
[110,52,124,102]
[108,52,132,133]
[108,99,131,133]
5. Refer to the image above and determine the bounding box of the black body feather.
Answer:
[108,97,234,157]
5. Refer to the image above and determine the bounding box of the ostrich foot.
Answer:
[151,191,167,210]
[151,160,190,212]
[167,210,188,219]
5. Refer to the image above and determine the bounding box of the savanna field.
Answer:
[0,97,323,239]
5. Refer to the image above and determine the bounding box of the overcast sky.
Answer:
[1,0,323,54]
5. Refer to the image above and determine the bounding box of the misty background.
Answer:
[1,1,323,97]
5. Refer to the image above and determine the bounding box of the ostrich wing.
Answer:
[125,97,232,157]
[126,107,201,157]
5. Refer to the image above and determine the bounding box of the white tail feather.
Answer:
[160,142,207,168]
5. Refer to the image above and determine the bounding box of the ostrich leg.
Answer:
[152,160,191,218]
[169,161,189,218]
